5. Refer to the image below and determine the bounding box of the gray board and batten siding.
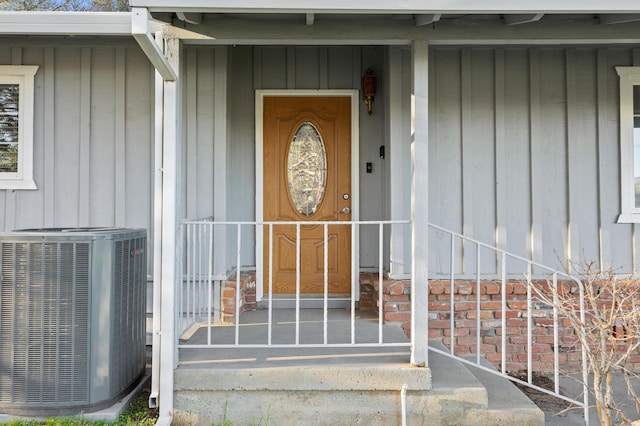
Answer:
[0,39,155,275]
[0,39,638,277]
[428,46,637,277]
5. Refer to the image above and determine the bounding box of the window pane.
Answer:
[287,122,327,217]
[0,84,19,173]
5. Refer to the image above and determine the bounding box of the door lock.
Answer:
[338,207,351,215]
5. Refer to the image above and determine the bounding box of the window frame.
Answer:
[0,65,38,190]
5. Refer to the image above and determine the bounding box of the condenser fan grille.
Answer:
[0,241,90,405]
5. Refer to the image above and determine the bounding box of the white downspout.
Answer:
[148,31,164,411]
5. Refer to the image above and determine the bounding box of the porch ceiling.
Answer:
[150,11,640,46]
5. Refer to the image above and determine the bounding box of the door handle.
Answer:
[338,207,350,215]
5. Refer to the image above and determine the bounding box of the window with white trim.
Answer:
[0,65,38,190]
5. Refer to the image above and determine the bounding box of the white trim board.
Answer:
[254,89,360,301]
[131,0,640,14]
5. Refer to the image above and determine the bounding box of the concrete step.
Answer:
[464,359,544,425]
[172,351,542,425]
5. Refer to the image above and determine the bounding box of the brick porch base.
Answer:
[220,273,639,373]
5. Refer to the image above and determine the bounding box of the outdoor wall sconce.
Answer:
[363,68,376,115]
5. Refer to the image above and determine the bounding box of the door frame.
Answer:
[255,89,360,301]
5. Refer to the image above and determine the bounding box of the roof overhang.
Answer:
[129,0,640,14]
[0,11,147,35]
[0,11,178,81]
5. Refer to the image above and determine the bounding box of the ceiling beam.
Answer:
[176,12,203,24]
[504,14,545,25]
[132,8,177,81]
[306,13,315,25]
[599,14,640,24]
[415,14,441,26]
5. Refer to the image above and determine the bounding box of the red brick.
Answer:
[456,336,478,346]
[455,302,478,311]
[453,346,471,356]
[396,302,411,312]
[532,344,551,353]
[480,301,503,310]
[457,282,473,295]
[506,318,528,327]
[383,295,410,302]
[507,301,527,310]
[454,319,477,328]
[451,328,469,337]
[429,302,450,311]
[511,283,528,295]
[467,311,494,320]
[428,330,442,339]
[222,288,236,298]
[385,312,410,322]
[383,302,399,312]
[428,320,451,329]
[483,281,501,295]
[485,353,504,362]
[493,311,517,320]
[387,281,406,295]
[429,281,446,295]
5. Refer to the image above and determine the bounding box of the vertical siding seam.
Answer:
[461,48,471,273]
[115,47,126,227]
[78,47,91,227]
[185,48,198,218]
[529,48,541,263]
[43,48,55,227]
[213,46,228,272]
[253,47,262,90]
[319,47,328,90]
[565,49,576,273]
[595,49,607,269]
[494,49,506,256]
[353,47,361,93]
[5,48,22,231]
[287,46,295,89]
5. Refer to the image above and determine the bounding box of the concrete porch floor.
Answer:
[177,308,412,368]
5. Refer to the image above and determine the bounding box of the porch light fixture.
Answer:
[362,68,376,115]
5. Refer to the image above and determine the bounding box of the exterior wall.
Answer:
[428,46,637,275]
[0,38,155,274]
[181,45,390,270]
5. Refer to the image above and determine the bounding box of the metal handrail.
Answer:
[428,223,589,425]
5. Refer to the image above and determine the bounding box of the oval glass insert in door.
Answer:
[286,122,327,216]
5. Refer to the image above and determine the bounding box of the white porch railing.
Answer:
[177,219,412,349]
[177,219,590,424]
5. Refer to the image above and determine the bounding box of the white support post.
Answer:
[411,40,429,367]
[158,36,181,422]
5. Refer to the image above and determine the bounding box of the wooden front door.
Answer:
[263,95,352,295]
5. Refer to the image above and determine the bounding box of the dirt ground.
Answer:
[511,370,640,426]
